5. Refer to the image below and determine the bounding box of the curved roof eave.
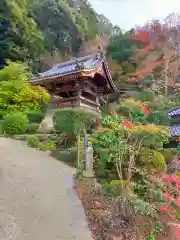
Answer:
[168,106,180,117]
[29,53,117,93]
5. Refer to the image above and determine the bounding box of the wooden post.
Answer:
[78,89,82,97]
[96,95,100,112]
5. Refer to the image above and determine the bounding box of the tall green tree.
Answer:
[107,31,135,63]
[30,0,82,54]
[0,0,44,70]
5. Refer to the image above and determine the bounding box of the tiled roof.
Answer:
[168,106,180,137]
[31,54,102,80]
[168,106,180,117]
[176,76,180,81]
[169,125,180,137]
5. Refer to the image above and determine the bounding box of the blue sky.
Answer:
[89,0,180,31]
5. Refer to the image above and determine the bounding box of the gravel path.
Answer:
[0,138,92,240]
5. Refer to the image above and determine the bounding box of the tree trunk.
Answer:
[95,115,101,130]
[127,155,135,184]
[164,58,169,96]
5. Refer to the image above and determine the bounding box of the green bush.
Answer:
[136,90,155,102]
[0,120,4,134]
[38,140,56,151]
[27,136,40,148]
[27,136,56,151]
[26,123,39,133]
[146,111,169,125]
[53,108,96,133]
[138,147,166,171]
[152,151,166,171]
[0,110,7,120]
[159,148,174,162]
[37,134,57,142]
[103,180,127,196]
[52,147,78,167]
[38,142,47,151]
[133,181,147,198]
[3,112,29,135]
[27,111,45,124]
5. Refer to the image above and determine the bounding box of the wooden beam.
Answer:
[54,85,79,93]
[85,79,98,91]
[31,77,76,87]
[78,89,82,97]
[80,96,100,107]
[83,86,97,97]
[53,96,78,103]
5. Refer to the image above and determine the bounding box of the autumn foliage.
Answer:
[130,15,180,94]
[131,23,163,77]
[140,102,151,115]
[122,120,133,129]
[158,174,180,238]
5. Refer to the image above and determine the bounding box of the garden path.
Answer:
[0,137,92,240]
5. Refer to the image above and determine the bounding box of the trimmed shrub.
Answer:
[27,135,56,151]
[159,148,174,162]
[26,123,39,133]
[136,90,155,102]
[27,111,45,124]
[138,147,166,171]
[53,109,96,148]
[152,150,166,171]
[52,147,78,167]
[3,112,29,135]
[103,180,127,196]
[53,108,96,133]
[53,109,75,133]
[38,140,56,151]
[38,142,47,151]
[27,136,39,148]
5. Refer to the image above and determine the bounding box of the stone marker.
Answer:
[83,141,94,178]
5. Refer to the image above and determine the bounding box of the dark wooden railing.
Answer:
[51,97,79,109]
[51,96,100,113]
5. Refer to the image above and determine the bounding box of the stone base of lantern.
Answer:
[83,170,94,178]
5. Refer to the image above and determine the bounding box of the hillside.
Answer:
[0,0,114,72]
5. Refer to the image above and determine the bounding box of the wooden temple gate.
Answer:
[29,53,117,116]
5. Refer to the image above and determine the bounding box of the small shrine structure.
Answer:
[29,53,117,114]
[168,106,180,138]
[164,106,180,148]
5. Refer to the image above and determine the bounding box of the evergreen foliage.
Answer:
[2,112,29,135]
[0,60,50,117]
